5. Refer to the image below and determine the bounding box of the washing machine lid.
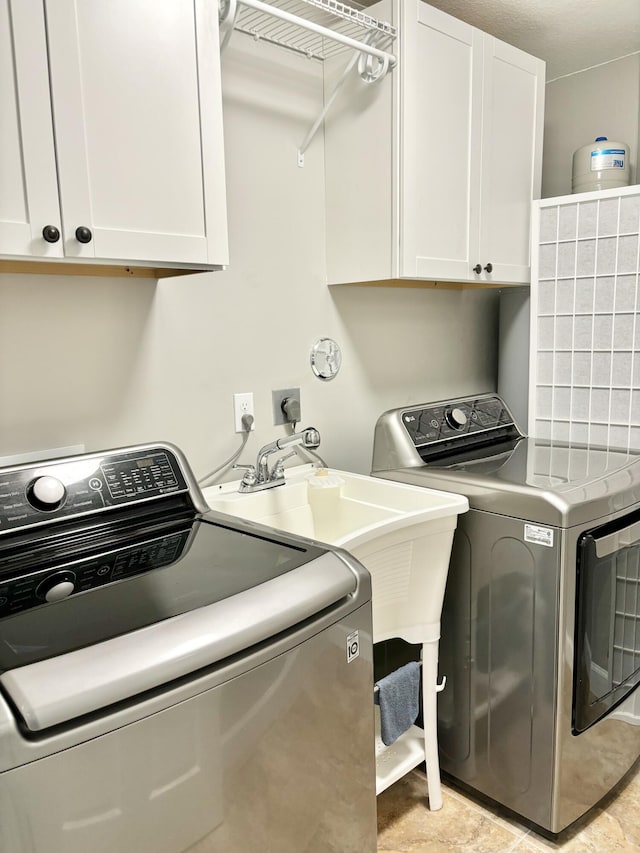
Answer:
[380,438,640,527]
[0,514,362,731]
[0,442,365,731]
[372,395,640,527]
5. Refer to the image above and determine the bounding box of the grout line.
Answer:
[550,205,560,443]
[605,197,622,450]
[568,212,578,457]
[631,212,640,452]
[586,200,600,446]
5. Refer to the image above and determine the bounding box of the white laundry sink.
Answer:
[204,465,468,802]
[202,466,468,645]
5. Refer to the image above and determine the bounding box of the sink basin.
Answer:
[202,465,468,645]
[203,465,459,547]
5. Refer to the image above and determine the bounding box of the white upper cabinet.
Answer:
[475,36,544,284]
[325,0,545,286]
[0,0,62,260]
[1,0,228,274]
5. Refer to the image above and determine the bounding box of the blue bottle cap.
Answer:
[595,136,608,142]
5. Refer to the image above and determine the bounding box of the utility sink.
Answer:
[203,465,468,799]
[202,465,468,644]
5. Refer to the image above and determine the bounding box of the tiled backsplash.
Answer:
[530,186,640,449]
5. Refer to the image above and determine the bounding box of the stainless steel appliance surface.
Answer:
[0,443,376,852]
[372,394,640,834]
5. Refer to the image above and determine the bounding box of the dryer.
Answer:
[372,393,640,834]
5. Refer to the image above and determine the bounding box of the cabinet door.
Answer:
[45,0,228,266]
[400,2,483,280]
[477,37,544,284]
[0,0,62,259]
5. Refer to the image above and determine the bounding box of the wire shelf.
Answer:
[227,0,397,61]
[218,0,397,165]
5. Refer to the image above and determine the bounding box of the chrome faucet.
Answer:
[236,427,321,493]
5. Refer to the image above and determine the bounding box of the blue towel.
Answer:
[374,661,421,746]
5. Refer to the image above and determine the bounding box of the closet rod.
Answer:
[236,0,397,67]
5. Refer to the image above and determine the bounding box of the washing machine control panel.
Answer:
[401,395,520,455]
[0,446,189,535]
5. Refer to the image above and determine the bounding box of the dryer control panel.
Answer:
[401,395,517,449]
[372,394,523,469]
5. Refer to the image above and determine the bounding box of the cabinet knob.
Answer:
[75,226,93,244]
[42,225,60,243]
[473,264,482,274]
[484,262,493,273]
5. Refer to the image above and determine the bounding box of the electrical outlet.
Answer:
[272,388,301,425]
[233,392,255,432]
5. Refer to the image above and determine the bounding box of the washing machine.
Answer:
[0,443,376,852]
[372,393,640,834]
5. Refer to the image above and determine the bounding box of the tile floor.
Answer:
[377,762,640,852]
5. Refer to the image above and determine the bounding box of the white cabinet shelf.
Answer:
[325,0,545,288]
[1,0,228,277]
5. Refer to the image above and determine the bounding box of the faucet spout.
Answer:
[238,427,321,493]
[273,427,320,453]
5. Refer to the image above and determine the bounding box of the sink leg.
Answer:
[421,641,443,810]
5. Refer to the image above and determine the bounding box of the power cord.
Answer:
[197,413,254,486]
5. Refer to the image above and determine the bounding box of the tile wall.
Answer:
[530,187,640,449]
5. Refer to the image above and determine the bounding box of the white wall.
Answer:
[542,53,640,199]
[0,37,499,480]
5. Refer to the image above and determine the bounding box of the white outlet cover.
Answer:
[233,392,255,432]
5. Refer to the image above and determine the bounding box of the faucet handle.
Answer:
[233,463,258,488]
[272,450,297,480]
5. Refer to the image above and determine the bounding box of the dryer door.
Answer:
[574,508,640,733]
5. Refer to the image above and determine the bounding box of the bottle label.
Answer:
[590,149,626,171]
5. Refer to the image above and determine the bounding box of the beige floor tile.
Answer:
[603,771,640,847]
[377,771,525,852]
[378,762,640,853]
[442,782,530,839]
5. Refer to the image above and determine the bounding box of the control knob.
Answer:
[36,571,76,603]
[28,475,67,511]
[445,406,468,430]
